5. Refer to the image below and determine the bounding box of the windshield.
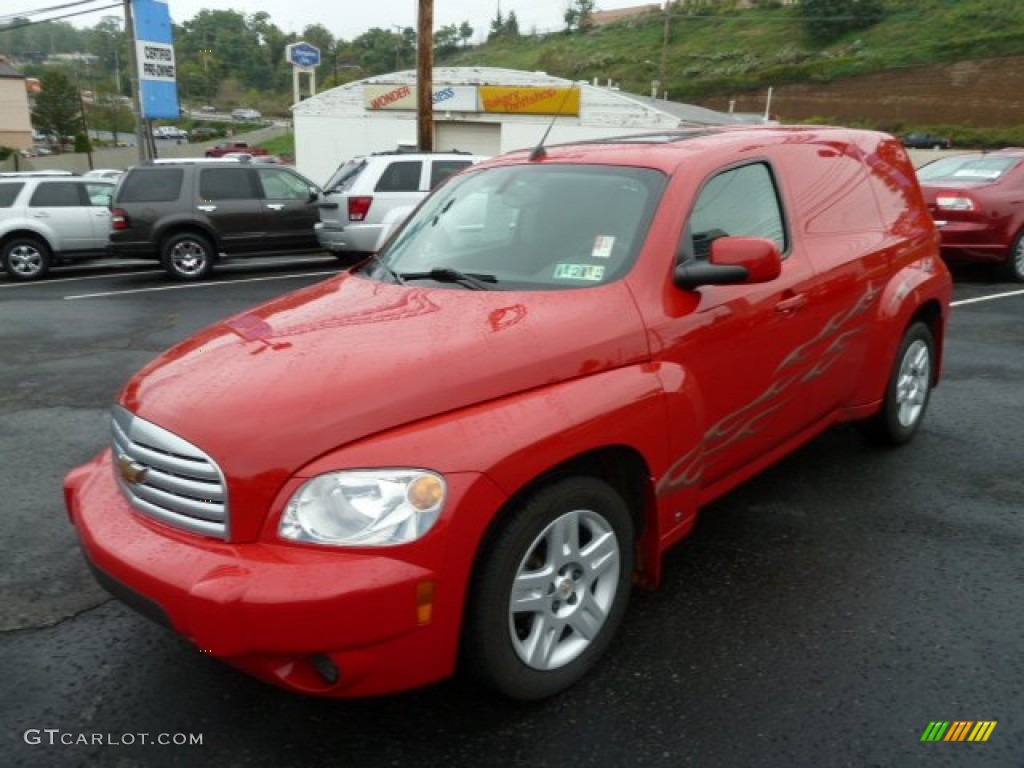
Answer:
[367,164,666,290]
[917,154,1019,183]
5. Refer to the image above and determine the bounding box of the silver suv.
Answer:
[0,174,114,281]
[315,150,487,260]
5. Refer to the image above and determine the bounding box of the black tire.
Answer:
[861,322,935,445]
[2,236,52,281]
[464,476,634,700]
[161,231,215,280]
[1003,231,1024,283]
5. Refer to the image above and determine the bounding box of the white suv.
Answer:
[315,151,487,260]
[0,174,115,281]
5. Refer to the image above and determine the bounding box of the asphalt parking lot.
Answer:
[1,255,1022,767]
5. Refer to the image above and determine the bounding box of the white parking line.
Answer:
[0,269,162,288]
[64,270,340,300]
[952,288,1024,307]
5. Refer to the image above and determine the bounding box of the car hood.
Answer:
[120,273,649,536]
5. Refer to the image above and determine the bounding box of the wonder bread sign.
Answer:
[364,84,580,116]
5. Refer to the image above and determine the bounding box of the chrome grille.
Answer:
[111,405,229,539]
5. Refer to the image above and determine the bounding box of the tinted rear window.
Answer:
[118,169,183,202]
[30,182,83,207]
[199,168,258,200]
[375,161,423,192]
[0,183,23,207]
[430,160,472,189]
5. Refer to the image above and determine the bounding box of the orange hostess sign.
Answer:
[480,86,580,116]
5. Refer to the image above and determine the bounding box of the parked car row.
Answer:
[0,150,489,281]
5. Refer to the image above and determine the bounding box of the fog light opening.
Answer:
[310,653,340,685]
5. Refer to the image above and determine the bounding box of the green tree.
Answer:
[299,23,334,62]
[458,21,474,47]
[434,24,461,56]
[506,11,521,38]
[489,9,505,41]
[31,69,81,152]
[797,0,886,44]
[565,0,596,32]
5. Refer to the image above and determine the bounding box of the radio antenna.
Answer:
[529,85,577,161]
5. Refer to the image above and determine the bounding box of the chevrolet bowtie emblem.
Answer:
[116,454,149,485]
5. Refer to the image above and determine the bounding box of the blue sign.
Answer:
[287,42,321,70]
[132,0,179,119]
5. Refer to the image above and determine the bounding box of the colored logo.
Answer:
[921,721,997,742]
[116,454,149,485]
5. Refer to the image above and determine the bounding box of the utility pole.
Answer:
[658,2,670,100]
[122,0,149,163]
[417,0,434,151]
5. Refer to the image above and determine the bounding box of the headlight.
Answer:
[279,469,446,547]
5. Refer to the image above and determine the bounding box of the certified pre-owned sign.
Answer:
[137,41,176,82]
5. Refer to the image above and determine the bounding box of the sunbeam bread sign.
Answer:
[132,0,180,119]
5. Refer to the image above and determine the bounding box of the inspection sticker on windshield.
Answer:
[591,236,615,259]
[553,263,605,281]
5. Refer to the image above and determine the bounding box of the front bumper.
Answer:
[65,450,505,697]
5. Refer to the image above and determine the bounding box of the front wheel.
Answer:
[2,237,52,281]
[861,322,936,445]
[464,477,634,700]
[161,232,215,280]
[1004,231,1024,283]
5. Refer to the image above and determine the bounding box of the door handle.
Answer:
[31,211,50,218]
[197,205,217,212]
[267,203,284,210]
[775,293,808,315]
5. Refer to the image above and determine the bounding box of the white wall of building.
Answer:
[293,67,726,186]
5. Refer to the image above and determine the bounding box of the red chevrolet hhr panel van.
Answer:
[66,126,952,700]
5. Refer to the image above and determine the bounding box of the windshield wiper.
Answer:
[399,268,499,291]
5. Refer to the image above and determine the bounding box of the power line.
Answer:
[0,2,120,31]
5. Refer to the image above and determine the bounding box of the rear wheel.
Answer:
[2,237,51,281]
[161,231,215,280]
[464,477,634,700]
[861,322,935,445]
[1004,231,1024,283]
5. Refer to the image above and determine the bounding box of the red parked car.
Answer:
[917,148,1024,282]
[65,126,952,700]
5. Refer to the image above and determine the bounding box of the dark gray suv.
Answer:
[109,160,323,279]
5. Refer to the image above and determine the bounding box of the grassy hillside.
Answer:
[441,0,1024,120]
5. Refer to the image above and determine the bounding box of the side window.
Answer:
[257,169,310,200]
[687,163,786,260]
[29,182,82,207]
[199,168,258,201]
[85,182,113,207]
[375,161,423,192]
[0,183,24,207]
[429,160,471,190]
[118,169,183,203]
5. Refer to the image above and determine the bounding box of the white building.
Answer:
[292,66,741,185]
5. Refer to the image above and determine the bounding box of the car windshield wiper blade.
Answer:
[399,268,499,290]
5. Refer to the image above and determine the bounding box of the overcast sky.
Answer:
[15,1,659,43]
